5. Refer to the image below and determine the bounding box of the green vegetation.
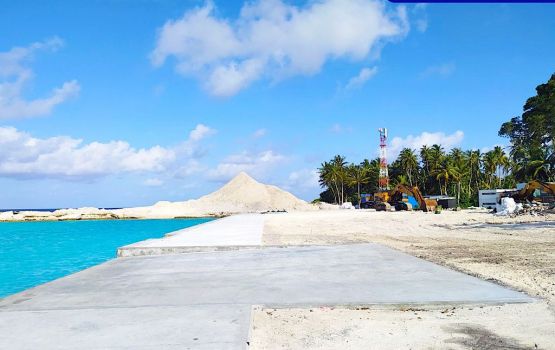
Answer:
[318,156,379,206]
[499,73,555,182]
[318,145,511,208]
[318,73,555,207]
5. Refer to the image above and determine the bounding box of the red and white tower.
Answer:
[378,128,389,191]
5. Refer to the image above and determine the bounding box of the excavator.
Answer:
[509,180,555,203]
[374,184,438,212]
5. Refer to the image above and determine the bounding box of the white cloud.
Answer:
[420,62,456,78]
[286,169,319,189]
[412,4,428,33]
[151,0,409,96]
[174,124,217,160]
[480,144,507,154]
[174,159,205,178]
[252,128,267,138]
[415,19,428,33]
[206,58,265,97]
[0,38,80,119]
[208,150,287,182]
[278,168,321,200]
[345,66,378,90]
[188,123,216,142]
[389,130,464,159]
[330,123,353,134]
[0,37,63,76]
[143,178,164,187]
[153,83,165,96]
[0,124,215,180]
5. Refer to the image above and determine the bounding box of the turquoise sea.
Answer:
[0,218,213,298]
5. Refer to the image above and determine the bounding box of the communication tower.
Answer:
[378,128,389,191]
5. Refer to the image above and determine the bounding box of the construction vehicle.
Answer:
[360,191,390,209]
[359,193,375,209]
[373,191,390,203]
[374,185,438,212]
[371,191,391,211]
[509,180,555,203]
[391,184,438,212]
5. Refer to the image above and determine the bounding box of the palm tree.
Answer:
[450,164,463,206]
[331,155,347,204]
[394,174,409,186]
[318,161,337,203]
[429,144,445,194]
[318,155,350,204]
[360,158,380,194]
[398,148,419,187]
[434,169,449,195]
[347,164,370,207]
[420,145,433,192]
[515,150,554,181]
[491,146,509,187]
[529,159,553,180]
[449,148,465,168]
[482,151,498,188]
[466,149,482,195]
[433,159,459,196]
[448,148,467,204]
[430,144,445,164]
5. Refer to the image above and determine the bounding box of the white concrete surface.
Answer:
[118,214,265,256]
[0,244,532,350]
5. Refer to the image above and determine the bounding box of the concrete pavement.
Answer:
[0,244,532,350]
[118,214,265,257]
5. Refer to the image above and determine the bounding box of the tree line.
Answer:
[318,73,555,207]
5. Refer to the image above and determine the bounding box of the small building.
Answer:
[478,189,516,209]
[426,195,457,209]
[438,197,457,209]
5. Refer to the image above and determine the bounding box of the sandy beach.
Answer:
[250,302,554,349]
[4,1,555,348]
[115,204,555,348]
[3,173,554,348]
[251,209,555,349]
[263,209,555,302]
[2,208,554,349]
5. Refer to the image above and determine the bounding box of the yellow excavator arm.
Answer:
[512,181,555,202]
[390,185,437,212]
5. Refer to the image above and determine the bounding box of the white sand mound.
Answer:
[113,172,317,219]
[193,172,314,213]
[0,172,317,221]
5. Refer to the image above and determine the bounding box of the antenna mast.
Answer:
[378,128,389,191]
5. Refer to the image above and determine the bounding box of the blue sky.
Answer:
[1,0,554,208]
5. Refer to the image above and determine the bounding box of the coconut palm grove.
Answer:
[318,73,555,207]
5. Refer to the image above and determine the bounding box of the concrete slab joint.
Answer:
[0,243,532,349]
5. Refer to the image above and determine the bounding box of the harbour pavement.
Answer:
[0,215,533,349]
[117,214,266,256]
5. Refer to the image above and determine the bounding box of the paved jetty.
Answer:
[118,214,265,256]
[0,243,531,350]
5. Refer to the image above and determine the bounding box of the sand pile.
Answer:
[119,172,315,218]
[193,172,314,213]
[1,172,316,221]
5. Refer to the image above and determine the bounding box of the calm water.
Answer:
[0,218,213,298]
